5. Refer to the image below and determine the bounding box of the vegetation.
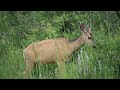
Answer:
[0,11,120,79]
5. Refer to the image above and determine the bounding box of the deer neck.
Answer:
[69,34,85,52]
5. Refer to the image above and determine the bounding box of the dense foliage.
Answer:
[0,11,120,79]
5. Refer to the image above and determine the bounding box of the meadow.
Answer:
[0,11,120,79]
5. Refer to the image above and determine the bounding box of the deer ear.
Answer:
[80,23,86,32]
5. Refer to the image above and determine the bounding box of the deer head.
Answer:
[80,23,96,48]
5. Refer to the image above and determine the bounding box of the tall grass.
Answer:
[0,11,120,79]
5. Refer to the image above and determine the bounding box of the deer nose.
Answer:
[93,46,96,48]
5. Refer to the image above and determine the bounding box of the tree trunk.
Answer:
[116,11,120,19]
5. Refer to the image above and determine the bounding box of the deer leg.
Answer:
[23,54,35,78]
[56,60,66,78]
[23,61,34,78]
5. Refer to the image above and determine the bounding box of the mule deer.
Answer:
[23,23,96,77]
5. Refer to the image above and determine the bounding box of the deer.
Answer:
[23,23,96,78]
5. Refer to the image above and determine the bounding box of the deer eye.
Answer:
[88,37,91,39]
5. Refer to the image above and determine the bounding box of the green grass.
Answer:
[1,30,119,79]
[0,11,120,79]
